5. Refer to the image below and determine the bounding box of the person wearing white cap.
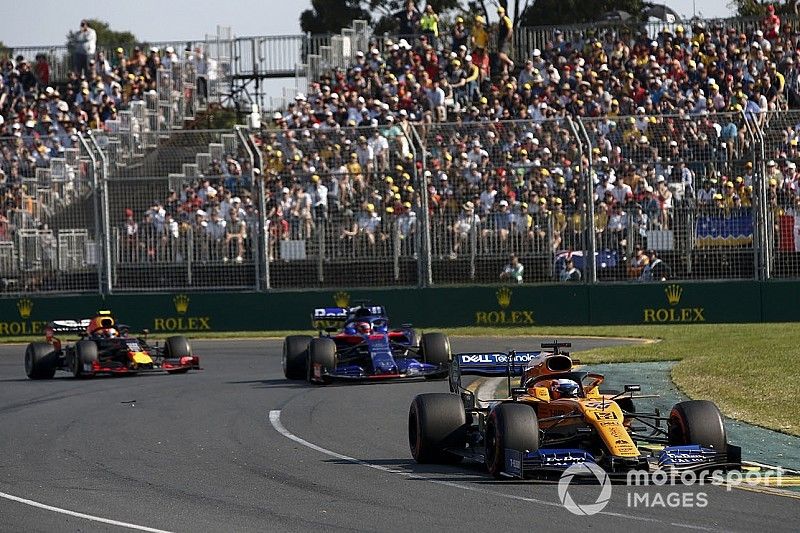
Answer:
[450,200,480,259]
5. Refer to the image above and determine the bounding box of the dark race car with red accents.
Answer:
[282,304,451,384]
[24,310,201,379]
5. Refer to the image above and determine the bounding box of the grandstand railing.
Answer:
[2,109,797,295]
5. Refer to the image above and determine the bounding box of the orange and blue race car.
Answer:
[24,310,200,379]
[409,341,741,477]
[282,303,451,384]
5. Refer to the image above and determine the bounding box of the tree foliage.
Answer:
[728,1,794,18]
[66,19,137,51]
[521,0,644,26]
[300,0,373,34]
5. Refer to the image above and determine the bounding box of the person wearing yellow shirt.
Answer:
[420,4,439,47]
[496,6,514,74]
[464,54,480,101]
[472,16,489,51]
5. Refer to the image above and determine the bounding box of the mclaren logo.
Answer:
[154,295,211,332]
[643,284,705,323]
[17,298,33,318]
[334,291,350,308]
[475,287,535,326]
[173,294,190,314]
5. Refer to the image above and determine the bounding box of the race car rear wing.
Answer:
[47,319,91,335]
[449,351,544,404]
[311,305,388,330]
[312,307,348,330]
[453,351,543,376]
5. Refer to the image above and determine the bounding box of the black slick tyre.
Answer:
[420,332,451,379]
[306,337,336,384]
[25,342,56,380]
[165,336,192,358]
[408,393,466,464]
[73,340,98,378]
[282,335,312,380]
[485,403,539,478]
[668,400,727,452]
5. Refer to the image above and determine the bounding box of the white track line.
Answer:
[268,410,717,530]
[0,491,173,533]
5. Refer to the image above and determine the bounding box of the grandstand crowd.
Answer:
[5,6,800,281]
[253,3,800,278]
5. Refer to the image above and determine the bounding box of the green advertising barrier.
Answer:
[588,281,763,325]
[0,281,790,338]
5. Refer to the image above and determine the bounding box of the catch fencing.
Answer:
[3,110,800,295]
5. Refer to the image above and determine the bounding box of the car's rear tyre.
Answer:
[73,340,98,378]
[165,336,192,358]
[668,400,727,452]
[283,335,312,380]
[420,332,451,379]
[485,403,539,478]
[25,342,57,380]
[409,393,466,464]
[307,337,336,384]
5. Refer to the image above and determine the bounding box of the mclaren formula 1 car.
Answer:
[24,310,200,379]
[409,342,741,478]
[282,303,451,384]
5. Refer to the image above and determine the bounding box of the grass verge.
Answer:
[3,324,797,435]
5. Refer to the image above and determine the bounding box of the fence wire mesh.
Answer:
[256,123,420,288]
[0,111,796,296]
[579,112,758,281]
[1,134,100,294]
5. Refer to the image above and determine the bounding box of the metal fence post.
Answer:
[753,114,771,279]
[84,131,112,295]
[77,134,103,295]
[574,118,597,284]
[408,125,431,287]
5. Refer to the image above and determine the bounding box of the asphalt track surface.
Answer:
[0,337,797,533]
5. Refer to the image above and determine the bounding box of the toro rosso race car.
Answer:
[24,310,200,379]
[282,303,451,384]
[409,342,741,478]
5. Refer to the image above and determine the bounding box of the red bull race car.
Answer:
[282,303,451,384]
[24,310,200,379]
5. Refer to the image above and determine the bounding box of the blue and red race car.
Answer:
[282,304,451,384]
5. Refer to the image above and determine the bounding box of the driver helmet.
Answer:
[99,327,118,338]
[356,321,372,335]
[550,378,580,399]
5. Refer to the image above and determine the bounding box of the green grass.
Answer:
[3,324,797,436]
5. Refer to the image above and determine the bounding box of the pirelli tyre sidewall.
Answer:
[408,393,466,464]
[306,337,336,384]
[74,340,99,378]
[165,336,192,359]
[485,403,539,478]
[25,342,57,380]
[282,335,312,380]
[668,399,727,452]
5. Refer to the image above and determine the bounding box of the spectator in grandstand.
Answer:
[500,253,524,284]
[396,0,420,36]
[74,20,97,78]
[357,202,381,247]
[627,245,649,279]
[224,208,246,263]
[559,257,581,282]
[450,200,478,259]
[496,6,514,74]
[640,250,670,282]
